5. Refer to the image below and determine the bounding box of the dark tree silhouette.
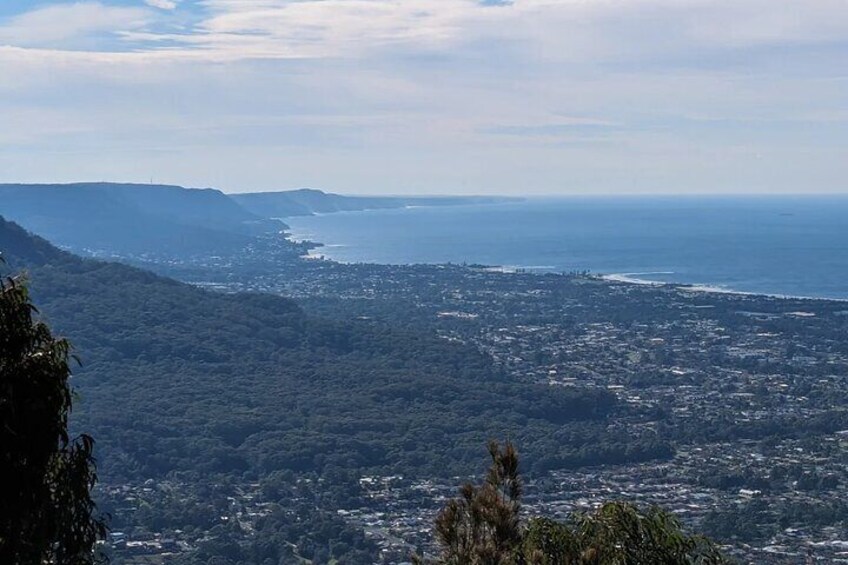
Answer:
[0,264,106,564]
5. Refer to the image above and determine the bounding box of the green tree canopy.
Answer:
[428,441,728,565]
[0,265,106,563]
[434,440,523,564]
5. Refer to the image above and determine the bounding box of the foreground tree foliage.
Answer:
[427,441,728,565]
[0,263,106,564]
[433,441,524,564]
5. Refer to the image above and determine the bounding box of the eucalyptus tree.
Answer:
[0,261,106,564]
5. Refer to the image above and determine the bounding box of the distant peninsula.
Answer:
[231,188,519,219]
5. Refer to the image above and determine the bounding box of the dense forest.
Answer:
[0,217,670,483]
[0,216,684,563]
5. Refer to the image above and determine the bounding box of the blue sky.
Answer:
[0,0,846,195]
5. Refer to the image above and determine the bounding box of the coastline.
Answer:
[287,233,848,305]
[280,204,848,306]
[598,273,848,304]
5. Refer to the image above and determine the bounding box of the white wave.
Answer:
[602,273,670,286]
[602,273,848,303]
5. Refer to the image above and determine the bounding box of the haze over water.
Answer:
[287,196,848,300]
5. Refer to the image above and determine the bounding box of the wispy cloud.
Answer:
[0,2,151,50]
[127,0,848,62]
[4,1,846,62]
[146,0,178,11]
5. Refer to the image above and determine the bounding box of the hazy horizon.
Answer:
[7,179,848,199]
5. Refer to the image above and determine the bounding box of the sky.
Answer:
[0,1,846,195]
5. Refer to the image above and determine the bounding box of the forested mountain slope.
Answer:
[0,183,280,257]
[0,217,645,484]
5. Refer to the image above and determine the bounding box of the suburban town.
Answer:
[94,232,848,564]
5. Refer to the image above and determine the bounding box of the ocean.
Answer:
[285,196,848,300]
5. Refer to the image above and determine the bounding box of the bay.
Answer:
[285,196,848,300]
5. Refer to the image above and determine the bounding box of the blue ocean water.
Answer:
[285,196,848,300]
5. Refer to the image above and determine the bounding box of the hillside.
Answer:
[0,216,76,268]
[0,183,515,259]
[0,183,281,257]
[0,217,638,483]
